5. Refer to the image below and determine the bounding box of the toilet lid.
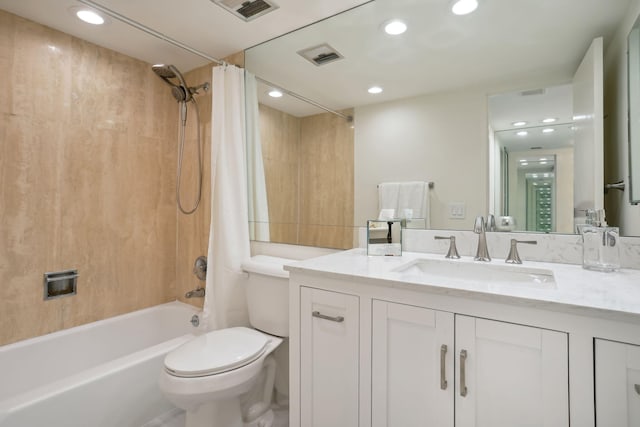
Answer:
[164,327,269,378]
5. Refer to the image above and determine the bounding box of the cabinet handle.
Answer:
[635,384,640,395]
[312,311,344,323]
[440,344,448,390]
[460,349,468,397]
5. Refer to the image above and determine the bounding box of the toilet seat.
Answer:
[164,327,269,378]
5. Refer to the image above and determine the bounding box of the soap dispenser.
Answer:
[581,209,620,272]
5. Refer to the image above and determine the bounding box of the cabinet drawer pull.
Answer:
[440,344,448,390]
[312,311,344,323]
[635,384,640,395]
[460,349,468,397]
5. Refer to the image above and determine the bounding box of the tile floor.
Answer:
[143,407,288,427]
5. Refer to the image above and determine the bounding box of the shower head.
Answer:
[152,64,191,102]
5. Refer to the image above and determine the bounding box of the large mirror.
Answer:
[245,0,633,249]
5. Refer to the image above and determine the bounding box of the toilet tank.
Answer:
[241,255,293,337]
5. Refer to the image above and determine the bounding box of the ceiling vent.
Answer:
[520,88,546,97]
[211,0,279,22]
[297,44,344,66]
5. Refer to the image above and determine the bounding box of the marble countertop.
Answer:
[285,249,640,323]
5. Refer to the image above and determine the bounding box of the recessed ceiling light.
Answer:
[542,117,557,123]
[384,20,407,35]
[539,157,548,161]
[521,162,529,166]
[517,131,528,136]
[76,9,105,25]
[451,0,479,15]
[540,161,548,165]
[512,121,527,127]
[542,128,555,133]
[68,6,108,25]
[268,89,283,98]
[368,86,383,94]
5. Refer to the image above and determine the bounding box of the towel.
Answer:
[378,181,430,228]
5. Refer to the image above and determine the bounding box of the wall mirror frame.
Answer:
[628,14,640,205]
[244,0,634,249]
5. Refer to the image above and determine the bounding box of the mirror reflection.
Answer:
[245,0,633,249]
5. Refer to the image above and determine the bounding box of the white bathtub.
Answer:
[0,301,200,427]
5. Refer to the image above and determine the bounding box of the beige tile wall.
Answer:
[0,10,179,346]
[258,105,355,249]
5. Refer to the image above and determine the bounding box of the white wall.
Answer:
[604,0,640,236]
[354,74,569,231]
[354,88,488,230]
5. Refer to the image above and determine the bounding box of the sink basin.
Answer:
[392,258,556,287]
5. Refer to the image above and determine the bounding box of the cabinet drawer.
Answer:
[300,287,359,427]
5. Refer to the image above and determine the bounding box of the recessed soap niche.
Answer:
[43,269,78,300]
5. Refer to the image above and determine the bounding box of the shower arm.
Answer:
[189,82,210,96]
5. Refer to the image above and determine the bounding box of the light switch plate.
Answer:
[448,202,466,219]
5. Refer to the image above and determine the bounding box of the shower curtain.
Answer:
[245,73,270,242]
[203,64,251,330]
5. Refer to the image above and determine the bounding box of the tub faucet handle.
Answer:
[434,236,461,259]
[185,287,205,298]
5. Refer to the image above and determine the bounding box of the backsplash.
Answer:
[359,228,640,270]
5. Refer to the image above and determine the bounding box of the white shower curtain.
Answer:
[203,64,251,330]
[245,72,270,242]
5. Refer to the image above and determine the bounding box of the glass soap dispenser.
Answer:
[581,209,620,272]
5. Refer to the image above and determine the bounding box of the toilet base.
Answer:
[185,398,242,427]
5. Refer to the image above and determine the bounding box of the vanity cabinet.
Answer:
[299,287,359,427]
[372,300,569,427]
[595,339,640,426]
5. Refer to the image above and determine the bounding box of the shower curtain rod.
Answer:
[78,0,353,122]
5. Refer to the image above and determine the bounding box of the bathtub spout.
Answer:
[185,288,205,298]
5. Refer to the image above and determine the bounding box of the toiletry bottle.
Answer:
[581,209,620,272]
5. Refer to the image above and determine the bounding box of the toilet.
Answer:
[159,255,293,427]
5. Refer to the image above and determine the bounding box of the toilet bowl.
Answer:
[159,255,293,427]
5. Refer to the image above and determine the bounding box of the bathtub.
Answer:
[0,301,200,427]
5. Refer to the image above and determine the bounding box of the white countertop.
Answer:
[285,249,640,323]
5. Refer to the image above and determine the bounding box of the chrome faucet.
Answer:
[434,235,461,259]
[473,215,491,262]
[505,239,537,264]
[185,287,205,298]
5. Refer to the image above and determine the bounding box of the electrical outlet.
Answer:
[448,202,466,219]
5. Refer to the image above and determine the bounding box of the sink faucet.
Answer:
[473,215,491,262]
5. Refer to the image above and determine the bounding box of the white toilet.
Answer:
[159,255,292,427]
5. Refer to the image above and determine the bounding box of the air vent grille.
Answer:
[237,0,271,18]
[520,88,546,96]
[212,0,279,22]
[298,44,344,66]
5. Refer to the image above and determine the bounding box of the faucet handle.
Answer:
[505,239,537,264]
[434,236,461,259]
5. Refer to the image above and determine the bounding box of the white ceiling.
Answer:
[0,0,632,136]
[0,0,370,72]
[245,0,631,118]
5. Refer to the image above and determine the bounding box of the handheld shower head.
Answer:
[151,64,191,102]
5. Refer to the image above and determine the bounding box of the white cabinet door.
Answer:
[371,300,454,427]
[300,287,359,427]
[595,339,640,426]
[455,316,569,427]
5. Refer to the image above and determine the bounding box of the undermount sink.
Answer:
[392,258,556,287]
